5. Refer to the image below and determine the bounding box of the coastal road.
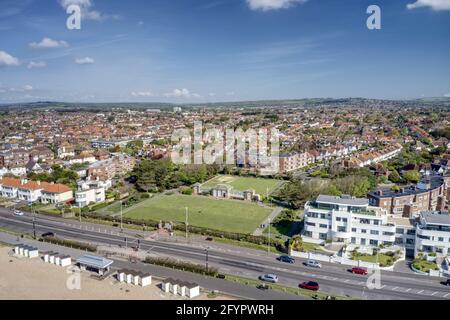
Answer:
[0,208,449,300]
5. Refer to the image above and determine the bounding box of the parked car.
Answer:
[350,267,368,275]
[278,255,295,263]
[259,274,279,283]
[257,283,270,291]
[41,232,55,238]
[13,210,24,216]
[304,260,322,268]
[299,281,320,291]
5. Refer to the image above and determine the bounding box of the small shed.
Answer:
[14,244,39,258]
[59,255,72,267]
[117,269,152,287]
[161,278,200,298]
[76,255,113,275]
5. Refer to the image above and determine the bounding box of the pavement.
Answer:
[1,207,449,300]
[252,206,283,236]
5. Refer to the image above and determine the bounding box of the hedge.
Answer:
[40,236,97,252]
[144,256,218,277]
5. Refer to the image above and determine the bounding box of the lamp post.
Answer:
[185,207,189,240]
[268,219,270,254]
[31,202,36,239]
[120,200,123,233]
[205,247,209,272]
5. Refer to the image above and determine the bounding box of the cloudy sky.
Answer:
[0,0,449,103]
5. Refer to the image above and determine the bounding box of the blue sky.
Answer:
[0,0,449,103]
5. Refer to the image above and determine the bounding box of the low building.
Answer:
[76,255,113,275]
[279,151,315,173]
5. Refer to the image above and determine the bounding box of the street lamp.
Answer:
[120,200,123,233]
[267,217,271,255]
[185,207,189,240]
[205,247,209,272]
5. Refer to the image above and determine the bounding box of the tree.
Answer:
[403,170,421,183]
[388,169,402,183]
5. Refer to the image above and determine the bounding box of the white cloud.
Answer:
[0,50,19,66]
[164,88,201,98]
[59,0,119,21]
[208,93,216,97]
[29,37,69,49]
[27,61,47,69]
[444,93,450,97]
[8,85,34,92]
[246,0,308,11]
[131,91,155,97]
[407,0,450,11]
[75,57,95,64]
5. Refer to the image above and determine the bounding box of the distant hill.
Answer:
[0,97,449,112]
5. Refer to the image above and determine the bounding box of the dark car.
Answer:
[41,232,55,238]
[350,267,368,275]
[444,278,450,286]
[278,255,295,264]
[299,281,320,291]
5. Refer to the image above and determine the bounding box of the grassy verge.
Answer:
[224,274,353,300]
[412,259,439,273]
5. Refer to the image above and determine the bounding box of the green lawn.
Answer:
[352,252,400,267]
[124,194,273,234]
[202,175,283,196]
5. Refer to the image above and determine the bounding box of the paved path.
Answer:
[252,206,283,236]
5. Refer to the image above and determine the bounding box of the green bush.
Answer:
[40,236,97,252]
[144,256,218,276]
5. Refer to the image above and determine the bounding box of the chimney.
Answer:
[20,179,28,185]
[378,190,383,196]
[37,181,41,186]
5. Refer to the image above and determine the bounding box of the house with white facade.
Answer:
[415,211,450,258]
[75,181,105,208]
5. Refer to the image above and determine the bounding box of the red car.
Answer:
[351,267,368,275]
[299,281,319,291]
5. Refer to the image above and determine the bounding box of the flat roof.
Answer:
[368,176,444,199]
[316,194,368,206]
[163,278,199,289]
[76,255,113,269]
[421,211,450,226]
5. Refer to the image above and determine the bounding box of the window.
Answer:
[352,228,357,232]
[351,237,356,244]
[337,226,346,232]
[438,237,444,242]
[306,222,316,227]
[361,229,367,234]
[360,219,370,224]
[407,229,416,235]
[336,217,341,222]
[369,239,378,246]
[320,214,326,219]
[383,232,395,236]
[373,220,380,225]
[319,224,328,229]
[371,230,379,235]
[342,218,348,223]
[396,228,404,234]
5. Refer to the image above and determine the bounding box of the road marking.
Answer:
[392,287,398,290]
[380,285,386,289]
[417,290,424,294]
[444,293,449,298]
[405,288,411,292]
[431,291,438,296]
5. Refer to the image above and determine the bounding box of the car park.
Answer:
[278,255,295,263]
[304,260,322,268]
[299,281,320,291]
[351,267,368,275]
[259,274,279,283]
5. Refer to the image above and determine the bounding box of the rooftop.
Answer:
[316,194,368,207]
[76,255,113,269]
[421,211,450,227]
[368,176,444,199]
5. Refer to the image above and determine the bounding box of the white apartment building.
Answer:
[303,195,397,247]
[75,182,105,208]
[415,211,450,257]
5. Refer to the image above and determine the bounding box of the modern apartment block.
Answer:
[415,211,450,258]
[367,175,449,217]
[303,194,450,258]
[75,181,106,208]
[303,195,397,247]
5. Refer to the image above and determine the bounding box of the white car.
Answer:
[259,274,279,283]
[13,210,24,216]
[304,259,322,268]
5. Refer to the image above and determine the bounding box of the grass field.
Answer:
[201,175,283,196]
[124,194,272,234]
